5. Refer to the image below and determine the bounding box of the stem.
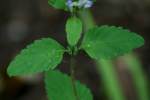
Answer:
[70,56,79,100]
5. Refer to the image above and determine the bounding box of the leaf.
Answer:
[45,70,93,100]
[81,25,144,59]
[7,38,64,76]
[48,0,67,10]
[66,17,83,46]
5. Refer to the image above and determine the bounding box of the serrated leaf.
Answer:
[45,70,93,100]
[7,38,64,76]
[48,0,67,10]
[81,25,144,59]
[66,17,83,46]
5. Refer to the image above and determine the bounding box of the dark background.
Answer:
[0,0,150,100]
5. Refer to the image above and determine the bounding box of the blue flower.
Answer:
[78,0,93,8]
[66,0,93,11]
[66,0,73,9]
[84,0,93,8]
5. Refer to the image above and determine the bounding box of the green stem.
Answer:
[70,55,80,100]
[123,54,149,100]
[97,59,126,100]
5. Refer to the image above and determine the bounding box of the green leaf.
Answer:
[45,70,93,100]
[81,25,144,59]
[7,38,64,76]
[48,0,67,10]
[66,17,83,46]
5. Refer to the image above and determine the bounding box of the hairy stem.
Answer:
[70,56,79,100]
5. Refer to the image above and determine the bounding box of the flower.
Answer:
[66,0,93,11]
[66,0,73,9]
[83,0,93,8]
[78,0,93,8]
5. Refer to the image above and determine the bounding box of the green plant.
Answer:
[7,0,145,100]
[79,10,149,100]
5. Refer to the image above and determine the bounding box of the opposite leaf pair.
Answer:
[7,24,144,76]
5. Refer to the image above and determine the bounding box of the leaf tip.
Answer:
[7,67,14,77]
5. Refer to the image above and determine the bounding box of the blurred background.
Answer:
[0,0,150,100]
